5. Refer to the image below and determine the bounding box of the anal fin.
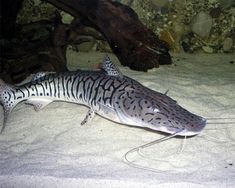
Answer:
[26,98,53,111]
[81,108,95,126]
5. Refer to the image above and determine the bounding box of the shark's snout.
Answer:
[176,117,207,136]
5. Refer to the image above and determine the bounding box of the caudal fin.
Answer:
[0,79,16,133]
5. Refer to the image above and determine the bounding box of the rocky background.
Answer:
[14,0,235,54]
[119,0,235,54]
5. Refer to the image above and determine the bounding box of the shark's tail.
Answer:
[0,79,17,133]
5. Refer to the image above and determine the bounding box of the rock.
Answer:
[181,41,191,53]
[160,30,175,50]
[120,0,133,6]
[210,7,222,18]
[61,11,74,24]
[191,12,213,38]
[151,0,169,8]
[202,46,214,53]
[78,41,96,52]
[228,7,235,15]
[223,37,233,52]
[219,0,234,9]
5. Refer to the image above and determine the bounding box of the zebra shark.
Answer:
[0,55,206,135]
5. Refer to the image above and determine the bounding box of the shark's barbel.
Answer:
[0,55,206,135]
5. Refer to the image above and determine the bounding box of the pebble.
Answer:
[202,46,214,53]
[151,0,169,7]
[78,41,96,52]
[191,11,213,38]
[219,0,234,9]
[222,37,233,52]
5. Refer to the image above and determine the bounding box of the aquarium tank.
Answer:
[0,1,234,188]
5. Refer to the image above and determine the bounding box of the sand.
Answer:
[0,51,235,188]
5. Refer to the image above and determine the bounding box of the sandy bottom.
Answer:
[0,52,235,188]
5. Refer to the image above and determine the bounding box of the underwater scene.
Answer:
[0,0,234,187]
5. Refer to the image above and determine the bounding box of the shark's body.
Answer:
[0,56,206,136]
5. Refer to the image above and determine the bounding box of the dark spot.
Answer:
[40,93,42,96]
[229,61,234,64]
[229,163,233,166]
[47,93,49,96]
[210,7,221,18]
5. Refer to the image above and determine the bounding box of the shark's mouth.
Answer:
[148,120,207,136]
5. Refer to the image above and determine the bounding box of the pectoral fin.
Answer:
[81,108,95,126]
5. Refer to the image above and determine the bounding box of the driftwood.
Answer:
[0,0,172,83]
[0,0,23,39]
[0,17,68,83]
[0,13,104,83]
[46,0,172,71]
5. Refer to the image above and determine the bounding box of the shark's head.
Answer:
[101,55,207,136]
[115,87,207,136]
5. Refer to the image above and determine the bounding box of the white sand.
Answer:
[0,52,235,188]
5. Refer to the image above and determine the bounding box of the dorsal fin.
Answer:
[101,54,123,77]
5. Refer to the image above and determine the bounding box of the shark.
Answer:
[0,55,206,135]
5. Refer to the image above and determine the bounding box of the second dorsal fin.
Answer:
[31,72,56,82]
[31,72,47,81]
[101,54,123,77]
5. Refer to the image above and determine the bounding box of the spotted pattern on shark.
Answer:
[0,55,206,135]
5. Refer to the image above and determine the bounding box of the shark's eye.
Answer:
[153,108,159,113]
